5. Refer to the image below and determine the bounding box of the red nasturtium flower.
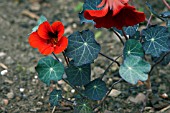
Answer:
[29,21,68,55]
[84,0,145,30]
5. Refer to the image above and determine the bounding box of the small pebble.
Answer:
[2,99,9,105]
[71,89,75,93]
[7,91,14,99]
[1,70,8,76]
[20,88,25,92]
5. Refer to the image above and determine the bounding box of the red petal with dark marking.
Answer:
[53,36,68,54]
[38,21,54,39]
[51,21,64,41]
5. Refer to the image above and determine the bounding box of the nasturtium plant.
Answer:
[65,61,91,86]
[26,0,170,112]
[123,39,144,59]
[84,79,107,100]
[49,89,62,106]
[74,99,93,113]
[114,24,139,37]
[65,30,101,66]
[35,56,64,85]
[142,25,170,57]
[119,55,151,84]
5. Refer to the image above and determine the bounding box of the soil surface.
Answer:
[0,0,170,113]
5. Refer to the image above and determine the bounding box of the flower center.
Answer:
[47,31,59,46]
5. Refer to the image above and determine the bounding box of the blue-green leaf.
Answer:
[74,99,92,113]
[142,26,170,57]
[35,56,64,85]
[79,0,102,24]
[160,11,170,18]
[119,55,151,84]
[114,25,139,37]
[84,79,107,100]
[32,15,47,32]
[65,61,91,86]
[49,89,62,106]
[123,39,144,59]
[65,30,101,66]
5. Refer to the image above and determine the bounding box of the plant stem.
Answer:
[93,78,123,111]
[112,29,124,45]
[62,98,74,104]
[62,79,87,99]
[146,14,153,28]
[62,52,69,66]
[101,54,122,79]
[52,52,59,61]
[99,52,121,66]
[52,106,56,113]
[121,29,128,40]
[162,0,170,10]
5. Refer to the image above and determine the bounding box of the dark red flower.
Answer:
[29,21,68,55]
[84,1,145,30]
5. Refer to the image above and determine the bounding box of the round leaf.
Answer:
[35,56,64,85]
[119,55,151,84]
[74,99,92,113]
[49,89,62,106]
[123,39,144,58]
[142,26,170,57]
[65,62,91,86]
[114,24,139,37]
[84,79,107,100]
[65,30,101,66]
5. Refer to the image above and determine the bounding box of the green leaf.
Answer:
[114,24,139,37]
[84,79,107,100]
[74,99,92,113]
[142,26,170,57]
[65,61,91,86]
[79,0,102,24]
[160,11,170,18]
[123,39,144,59]
[119,55,151,84]
[32,15,47,32]
[49,89,62,106]
[130,31,140,40]
[35,56,64,85]
[65,30,101,66]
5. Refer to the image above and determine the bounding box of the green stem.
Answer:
[111,29,124,45]
[99,52,121,66]
[52,52,59,61]
[121,29,128,40]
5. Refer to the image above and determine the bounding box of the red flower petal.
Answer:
[28,32,46,48]
[112,4,145,29]
[38,21,54,39]
[38,44,54,55]
[51,21,64,41]
[53,36,68,54]
[86,4,145,30]
[84,4,108,19]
